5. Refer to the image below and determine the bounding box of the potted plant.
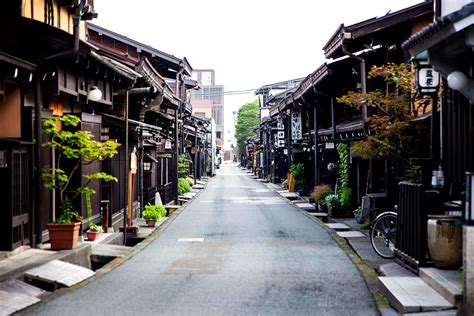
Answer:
[42,114,119,250]
[86,223,104,241]
[325,194,341,215]
[312,184,332,211]
[142,204,166,227]
[290,163,305,195]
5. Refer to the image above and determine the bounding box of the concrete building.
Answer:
[190,70,224,152]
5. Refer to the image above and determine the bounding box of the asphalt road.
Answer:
[23,164,377,315]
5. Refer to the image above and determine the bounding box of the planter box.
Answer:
[47,222,81,250]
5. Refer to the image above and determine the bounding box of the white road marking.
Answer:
[177,238,205,242]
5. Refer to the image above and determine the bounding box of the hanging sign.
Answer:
[130,149,137,174]
[291,111,302,140]
[277,118,284,130]
[165,140,172,149]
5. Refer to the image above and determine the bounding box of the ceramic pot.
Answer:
[427,215,462,269]
[147,220,156,227]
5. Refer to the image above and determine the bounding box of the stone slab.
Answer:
[0,289,40,316]
[379,277,453,313]
[307,212,328,217]
[325,223,351,231]
[378,262,416,278]
[192,184,205,189]
[336,231,366,238]
[419,268,462,305]
[90,244,132,263]
[279,192,299,199]
[0,279,45,298]
[24,260,95,288]
[295,203,316,210]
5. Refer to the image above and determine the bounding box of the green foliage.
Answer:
[337,63,427,162]
[291,163,305,190]
[89,223,104,233]
[235,100,259,155]
[405,165,422,183]
[353,206,362,216]
[178,155,191,178]
[336,143,352,209]
[325,194,341,209]
[42,115,119,224]
[178,177,191,195]
[186,177,194,187]
[312,184,332,206]
[142,204,166,221]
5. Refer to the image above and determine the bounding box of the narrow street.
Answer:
[22,165,377,315]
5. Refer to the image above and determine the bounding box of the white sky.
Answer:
[93,0,423,148]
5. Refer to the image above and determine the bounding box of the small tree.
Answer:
[337,63,429,163]
[42,114,120,224]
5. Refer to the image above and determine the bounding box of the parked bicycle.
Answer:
[369,208,398,259]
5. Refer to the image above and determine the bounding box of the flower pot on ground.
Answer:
[42,115,119,250]
[427,215,462,269]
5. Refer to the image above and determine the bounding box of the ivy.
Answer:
[336,143,351,209]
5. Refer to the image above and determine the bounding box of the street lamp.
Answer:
[412,51,440,95]
[88,85,102,102]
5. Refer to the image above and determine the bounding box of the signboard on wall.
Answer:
[291,111,302,140]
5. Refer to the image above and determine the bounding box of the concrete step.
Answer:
[192,184,205,189]
[279,192,299,200]
[419,268,462,306]
[0,279,45,298]
[90,244,132,265]
[294,203,316,211]
[24,260,95,290]
[336,231,366,238]
[325,223,351,231]
[0,289,40,316]
[379,277,453,313]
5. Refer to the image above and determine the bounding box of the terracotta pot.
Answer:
[427,215,462,269]
[147,220,156,227]
[86,230,100,241]
[47,222,81,250]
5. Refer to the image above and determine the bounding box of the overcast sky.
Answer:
[93,0,423,146]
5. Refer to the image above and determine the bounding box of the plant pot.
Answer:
[328,207,352,218]
[427,215,462,269]
[86,230,100,241]
[47,222,81,250]
[147,220,157,227]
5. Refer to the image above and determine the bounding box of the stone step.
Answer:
[379,277,453,313]
[279,192,299,200]
[0,279,45,298]
[294,203,316,211]
[419,268,462,306]
[192,184,205,189]
[325,223,351,231]
[0,289,40,316]
[90,244,132,264]
[336,231,366,238]
[24,260,95,290]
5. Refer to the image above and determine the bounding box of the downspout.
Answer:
[173,65,184,204]
[42,3,82,62]
[34,75,43,247]
[342,46,367,132]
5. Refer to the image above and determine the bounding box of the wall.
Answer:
[0,84,21,138]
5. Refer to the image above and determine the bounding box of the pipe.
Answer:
[342,46,367,126]
[123,89,129,245]
[42,4,82,62]
[33,76,43,247]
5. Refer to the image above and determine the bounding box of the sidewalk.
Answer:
[257,175,459,315]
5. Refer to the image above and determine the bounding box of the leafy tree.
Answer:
[235,100,259,155]
[337,63,429,163]
[42,115,120,223]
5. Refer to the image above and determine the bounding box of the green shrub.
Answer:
[290,163,305,190]
[186,177,194,187]
[325,194,341,209]
[143,204,166,221]
[312,185,332,206]
[178,178,191,195]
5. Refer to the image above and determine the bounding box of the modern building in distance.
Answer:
[190,69,224,152]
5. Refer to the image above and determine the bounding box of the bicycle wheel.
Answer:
[370,212,397,259]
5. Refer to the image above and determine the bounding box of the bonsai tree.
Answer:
[42,114,120,224]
